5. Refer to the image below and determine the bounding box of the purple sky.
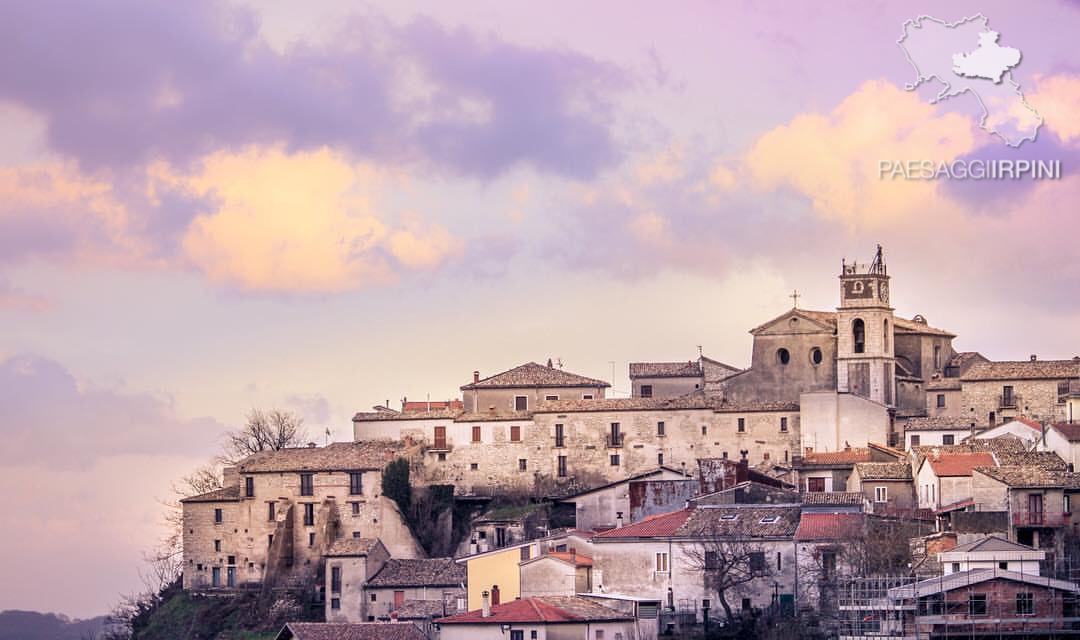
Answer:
[2,0,1079,618]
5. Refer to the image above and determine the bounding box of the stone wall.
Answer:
[961,379,1067,424]
[181,500,243,590]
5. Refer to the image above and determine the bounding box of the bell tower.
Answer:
[836,246,896,406]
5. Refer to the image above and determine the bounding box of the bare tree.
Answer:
[219,408,308,464]
[684,532,773,623]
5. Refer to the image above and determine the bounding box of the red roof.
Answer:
[593,508,693,538]
[546,551,593,567]
[1052,422,1080,442]
[1014,418,1042,432]
[436,597,629,624]
[794,513,864,541]
[928,452,996,477]
[802,448,874,465]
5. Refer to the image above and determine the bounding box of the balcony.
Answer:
[1012,510,1068,527]
[606,434,624,448]
[998,393,1022,409]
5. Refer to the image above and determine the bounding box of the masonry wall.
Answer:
[463,385,606,413]
[961,379,1067,425]
[181,500,242,590]
[799,392,889,453]
[520,558,586,597]
[925,388,964,418]
[904,429,970,449]
[711,324,837,405]
[366,585,465,620]
[325,547,389,623]
[632,376,702,399]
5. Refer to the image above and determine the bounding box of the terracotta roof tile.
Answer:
[325,537,381,557]
[853,462,912,481]
[593,508,693,538]
[801,449,874,465]
[1052,422,1080,442]
[461,363,609,390]
[975,466,1080,488]
[354,408,463,422]
[392,600,452,620]
[238,441,401,473]
[544,551,593,567]
[367,558,465,587]
[436,596,631,624]
[279,622,428,640]
[800,492,867,505]
[903,416,984,431]
[679,506,802,538]
[961,359,1080,382]
[629,361,701,378]
[794,513,865,541]
[927,452,996,477]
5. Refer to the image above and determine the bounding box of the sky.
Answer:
[1,0,1079,619]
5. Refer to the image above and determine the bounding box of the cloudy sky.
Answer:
[2,0,1079,618]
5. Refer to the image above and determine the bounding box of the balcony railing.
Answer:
[999,393,1022,409]
[1012,510,1068,527]
[606,434,624,448]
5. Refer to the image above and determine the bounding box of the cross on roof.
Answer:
[790,289,800,308]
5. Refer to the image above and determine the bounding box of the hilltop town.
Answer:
[177,248,1080,639]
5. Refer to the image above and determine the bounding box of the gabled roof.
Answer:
[853,462,912,481]
[436,596,631,624]
[748,309,838,336]
[800,492,866,505]
[992,450,1067,470]
[277,623,428,640]
[325,538,381,557]
[180,485,241,503]
[800,448,874,466]
[961,358,1080,382]
[629,361,701,378]
[794,513,864,541]
[461,362,609,390]
[903,416,984,431]
[237,441,401,473]
[947,535,1035,554]
[679,506,801,538]
[556,467,690,501]
[892,316,956,337]
[897,568,1079,599]
[367,558,465,588]
[592,508,694,539]
[927,452,996,477]
[1052,422,1080,442]
[522,551,594,568]
[974,466,1080,489]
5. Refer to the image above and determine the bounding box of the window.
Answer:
[937,394,946,408]
[370,593,377,602]
[933,344,941,369]
[883,319,889,351]
[519,458,527,471]
[214,539,221,552]
[514,395,528,411]
[349,472,363,495]
[969,593,987,616]
[531,632,538,640]
[777,348,790,365]
[545,395,559,401]
[609,422,622,447]
[437,452,446,461]
[510,631,524,640]
[470,462,479,471]
[822,551,836,579]
[520,546,531,561]
[212,567,221,587]
[875,486,888,503]
[472,426,482,442]
[268,534,274,547]
[303,503,315,527]
[351,501,361,516]
[998,561,1008,570]
[595,630,604,640]
[641,384,653,398]
[776,552,782,571]
[1016,592,1034,616]
[353,531,362,538]
[582,394,593,400]
[737,418,745,433]
[610,454,620,466]
[433,426,447,449]
[331,598,340,610]
[763,452,770,460]
[942,434,955,445]
[760,515,779,523]
[657,421,665,436]
[245,476,254,498]
[309,532,315,547]
[810,347,823,365]
[495,527,507,548]
[910,434,920,447]
[331,566,341,592]
[1003,385,1015,407]
[704,551,719,570]
[1060,381,1071,401]
[510,425,521,441]
[780,417,788,432]
[214,508,223,524]
[554,424,565,448]
[657,452,664,465]
[1066,495,1072,514]
[267,501,276,521]
[655,552,669,572]
[557,456,567,477]
[853,318,865,354]
[952,562,960,573]
[701,425,707,436]
[807,477,826,492]
[300,473,314,496]
[749,552,766,574]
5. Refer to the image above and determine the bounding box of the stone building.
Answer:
[326,538,391,623]
[460,362,609,413]
[628,357,740,399]
[958,357,1080,426]
[181,441,423,592]
[364,558,466,621]
[848,461,915,512]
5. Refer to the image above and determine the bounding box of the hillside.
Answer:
[0,610,108,640]
[127,582,308,640]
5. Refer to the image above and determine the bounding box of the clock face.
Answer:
[843,278,875,299]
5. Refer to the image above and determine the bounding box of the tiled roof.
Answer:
[854,462,912,481]
[237,441,401,473]
[461,362,609,390]
[278,623,428,640]
[927,452,996,477]
[354,408,463,422]
[749,310,953,337]
[542,551,594,567]
[367,558,465,588]
[925,378,962,391]
[593,508,693,538]
[961,359,1080,382]
[893,315,956,337]
[325,538,381,557]
[679,506,801,538]
[1010,418,1044,432]
[800,492,866,505]
[533,393,797,414]
[436,596,631,624]
[903,416,983,431]
[975,466,1080,489]
[794,513,864,541]
[180,485,240,503]
[392,600,451,619]
[948,535,1034,553]
[993,450,1067,470]
[454,411,534,422]
[910,439,1024,469]
[801,449,874,465]
[629,361,702,378]
[1052,422,1080,442]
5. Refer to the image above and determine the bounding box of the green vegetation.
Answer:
[381,458,412,514]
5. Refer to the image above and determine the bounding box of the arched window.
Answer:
[883,319,890,352]
[853,318,865,354]
[777,348,790,365]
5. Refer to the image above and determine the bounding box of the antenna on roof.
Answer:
[697,345,703,357]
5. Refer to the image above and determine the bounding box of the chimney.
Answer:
[1031,354,1038,362]
[481,591,491,618]
[474,371,480,383]
[569,547,577,562]
[616,513,624,528]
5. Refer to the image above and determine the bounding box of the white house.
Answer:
[968,418,1043,449]
[915,451,996,510]
[1040,422,1080,471]
[938,536,1043,575]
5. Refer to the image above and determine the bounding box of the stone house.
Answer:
[793,512,866,615]
[554,466,692,532]
[365,558,466,621]
[959,357,1080,426]
[463,503,549,555]
[1041,422,1080,470]
[590,504,800,620]
[628,357,740,399]
[970,465,1080,554]
[180,441,422,593]
[435,595,637,640]
[849,461,915,512]
[901,416,983,449]
[520,550,593,598]
[915,451,996,511]
[794,443,904,494]
[326,538,390,623]
[460,362,609,414]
